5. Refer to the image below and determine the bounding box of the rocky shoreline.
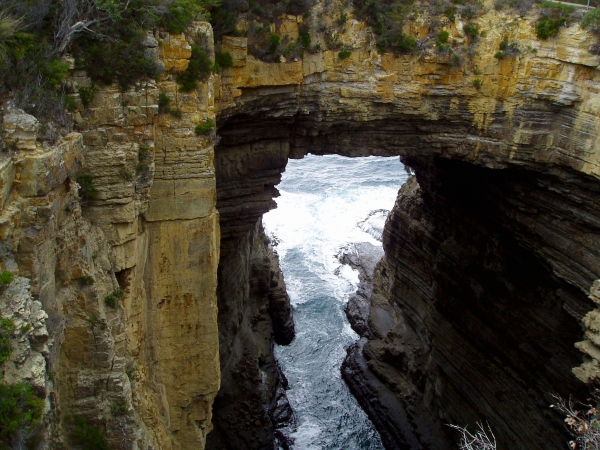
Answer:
[337,231,428,450]
[337,231,435,450]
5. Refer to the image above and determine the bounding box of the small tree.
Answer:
[0,318,15,362]
[0,383,44,448]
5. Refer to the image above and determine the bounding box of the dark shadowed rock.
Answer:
[338,241,385,339]
[207,221,295,449]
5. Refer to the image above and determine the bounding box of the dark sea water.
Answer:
[263,155,407,450]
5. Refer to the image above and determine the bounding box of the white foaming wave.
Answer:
[334,264,360,290]
[285,277,307,306]
[265,184,399,309]
[358,210,389,242]
[291,419,322,450]
[342,320,358,338]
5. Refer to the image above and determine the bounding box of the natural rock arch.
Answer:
[210,32,600,448]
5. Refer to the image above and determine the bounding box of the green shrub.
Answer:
[437,30,449,44]
[0,383,44,446]
[158,93,171,113]
[473,78,484,89]
[353,0,427,54]
[74,17,160,90]
[338,50,352,59]
[436,30,450,50]
[215,51,233,68]
[450,53,461,66]
[72,416,107,450]
[157,93,183,117]
[394,34,418,54]
[42,59,70,88]
[445,6,457,22]
[162,0,202,34]
[464,22,479,39]
[78,86,98,108]
[195,120,216,134]
[0,15,71,131]
[104,287,125,309]
[299,32,311,49]
[77,275,95,286]
[76,175,99,201]
[269,33,281,53]
[212,0,314,40]
[104,293,117,308]
[118,169,133,181]
[211,4,242,37]
[496,38,519,57]
[161,0,223,34]
[0,318,15,363]
[582,8,600,34]
[64,95,78,112]
[178,45,213,92]
[536,2,575,39]
[283,41,296,56]
[0,15,21,67]
[0,271,14,292]
[110,401,129,417]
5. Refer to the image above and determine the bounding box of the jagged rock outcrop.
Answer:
[0,277,49,396]
[338,242,384,338]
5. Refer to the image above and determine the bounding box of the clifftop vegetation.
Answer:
[0,0,598,141]
[0,0,222,138]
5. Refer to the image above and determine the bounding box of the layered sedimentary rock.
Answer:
[344,163,600,448]
[212,4,600,448]
[2,1,600,448]
[206,220,294,449]
[0,23,220,449]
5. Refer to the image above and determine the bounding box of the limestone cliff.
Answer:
[1,0,600,448]
[0,23,220,449]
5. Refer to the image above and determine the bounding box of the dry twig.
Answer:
[448,422,497,450]
[551,393,600,450]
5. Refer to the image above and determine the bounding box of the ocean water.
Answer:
[263,154,407,450]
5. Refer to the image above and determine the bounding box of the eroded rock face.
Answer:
[207,220,294,450]
[0,23,220,450]
[2,2,600,449]
[0,277,49,397]
[211,5,600,449]
[345,162,600,448]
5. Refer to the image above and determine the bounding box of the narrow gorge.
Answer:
[1,0,600,449]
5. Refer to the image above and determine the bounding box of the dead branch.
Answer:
[447,422,497,450]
